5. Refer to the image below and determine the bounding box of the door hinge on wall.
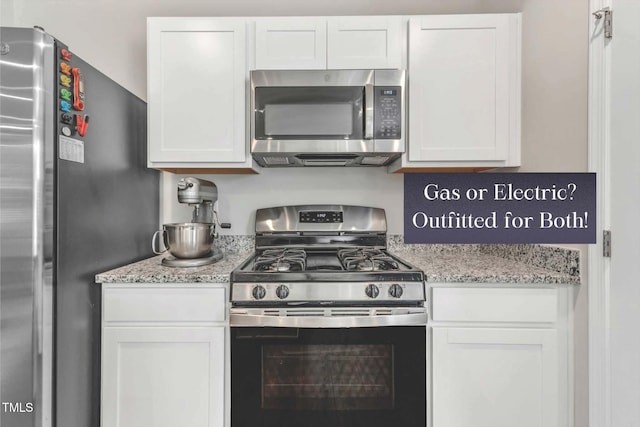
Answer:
[593,7,613,39]
[603,230,611,257]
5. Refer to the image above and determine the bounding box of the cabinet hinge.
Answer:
[603,230,611,257]
[593,7,613,39]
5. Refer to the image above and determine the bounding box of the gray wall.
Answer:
[1,1,589,426]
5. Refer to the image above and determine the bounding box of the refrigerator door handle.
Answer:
[34,270,43,354]
[32,29,50,356]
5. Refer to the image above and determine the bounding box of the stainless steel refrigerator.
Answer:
[0,27,159,427]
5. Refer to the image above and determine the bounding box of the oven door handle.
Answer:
[230,308,427,328]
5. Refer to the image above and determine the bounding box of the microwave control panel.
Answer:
[374,87,402,139]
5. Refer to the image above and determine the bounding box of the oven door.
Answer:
[230,307,426,427]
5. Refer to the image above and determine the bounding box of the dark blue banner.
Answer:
[404,173,596,244]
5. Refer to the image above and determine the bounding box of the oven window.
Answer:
[262,344,393,410]
[232,327,426,427]
[254,87,364,140]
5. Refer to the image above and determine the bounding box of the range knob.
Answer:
[276,284,290,299]
[252,285,266,300]
[365,284,380,299]
[389,284,404,299]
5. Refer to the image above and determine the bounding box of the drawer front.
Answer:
[103,286,226,323]
[431,287,557,323]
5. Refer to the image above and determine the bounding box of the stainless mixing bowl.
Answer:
[152,222,216,259]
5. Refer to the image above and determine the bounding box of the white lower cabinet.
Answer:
[101,284,228,427]
[432,327,558,427]
[428,285,571,427]
[102,326,224,427]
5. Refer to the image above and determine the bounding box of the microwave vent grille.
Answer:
[263,157,291,166]
[360,156,390,166]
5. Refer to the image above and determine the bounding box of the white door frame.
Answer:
[588,0,612,426]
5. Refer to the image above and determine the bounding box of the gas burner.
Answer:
[338,248,400,272]
[254,248,306,272]
[230,206,425,305]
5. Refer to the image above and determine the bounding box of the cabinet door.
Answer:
[408,15,519,162]
[431,327,559,427]
[255,19,327,69]
[327,17,402,69]
[102,326,225,427]
[148,19,246,163]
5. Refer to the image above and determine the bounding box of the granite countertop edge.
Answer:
[95,248,579,286]
[425,273,579,285]
[391,249,580,285]
[95,251,251,284]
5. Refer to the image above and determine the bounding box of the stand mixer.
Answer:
[154,177,224,268]
[177,177,218,223]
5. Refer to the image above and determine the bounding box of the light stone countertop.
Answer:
[95,251,251,284]
[95,247,579,285]
[393,249,580,285]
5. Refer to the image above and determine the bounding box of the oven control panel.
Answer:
[232,281,425,303]
[299,210,343,223]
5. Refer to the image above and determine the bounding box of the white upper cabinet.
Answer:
[255,19,327,69]
[254,16,403,70]
[146,15,520,172]
[147,18,255,171]
[390,14,521,171]
[327,17,402,69]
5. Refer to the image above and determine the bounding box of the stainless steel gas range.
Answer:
[230,205,427,427]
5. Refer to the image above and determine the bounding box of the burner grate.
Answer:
[337,248,400,272]
[254,248,307,272]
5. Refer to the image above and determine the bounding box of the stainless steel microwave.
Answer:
[250,69,405,167]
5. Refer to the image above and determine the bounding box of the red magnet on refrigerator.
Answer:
[76,115,89,137]
[60,48,72,61]
[72,68,85,111]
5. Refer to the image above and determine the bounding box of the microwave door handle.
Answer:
[364,83,374,139]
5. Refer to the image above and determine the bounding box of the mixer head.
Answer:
[177,177,218,205]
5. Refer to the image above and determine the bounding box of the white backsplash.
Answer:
[160,167,404,235]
